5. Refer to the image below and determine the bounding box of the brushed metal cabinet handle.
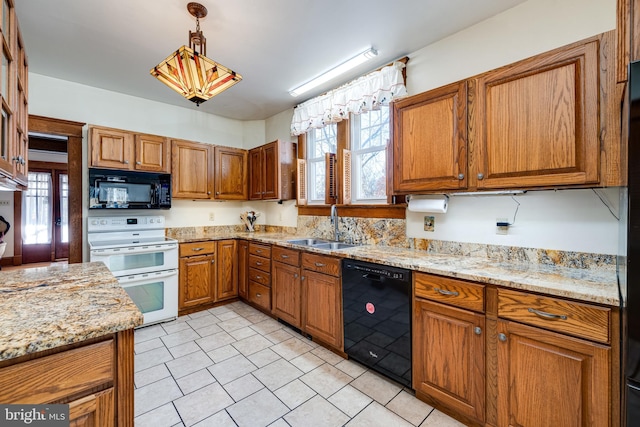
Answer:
[434,287,459,297]
[477,173,484,180]
[527,307,567,320]
[458,173,464,180]
[256,261,262,266]
[192,247,204,251]
[256,293,262,298]
[255,275,262,279]
[474,327,482,335]
[211,259,215,264]
[315,262,325,267]
[498,333,507,342]
[281,254,289,259]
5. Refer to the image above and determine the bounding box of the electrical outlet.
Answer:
[208,212,215,221]
[278,212,283,221]
[496,217,509,235]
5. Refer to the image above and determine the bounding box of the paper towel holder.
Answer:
[406,194,449,213]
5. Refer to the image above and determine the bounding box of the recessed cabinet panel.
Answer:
[171,140,213,199]
[214,146,248,200]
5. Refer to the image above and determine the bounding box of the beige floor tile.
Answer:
[218,316,253,332]
[311,346,345,365]
[328,385,373,418]
[266,419,290,427]
[207,344,240,363]
[284,395,350,427]
[271,338,314,360]
[229,326,258,340]
[419,409,467,427]
[134,337,165,354]
[175,368,216,395]
[248,348,282,367]
[193,323,223,337]
[207,354,257,385]
[161,328,202,348]
[250,318,284,335]
[167,341,201,359]
[134,346,173,372]
[135,363,171,388]
[207,305,234,315]
[232,334,274,356]
[274,378,317,409]
[173,382,234,426]
[289,351,325,373]
[186,314,219,330]
[134,403,181,427]
[192,410,237,427]
[216,310,241,321]
[335,359,367,378]
[264,328,294,344]
[387,390,433,426]
[227,388,289,427]
[163,319,195,335]
[346,401,414,427]
[134,324,166,343]
[253,358,304,390]
[166,350,214,379]
[351,371,402,405]
[134,376,183,417]
[189,309,214,319]
[300,363,353,398]
[195,331,236,352]
[223,373,265,401]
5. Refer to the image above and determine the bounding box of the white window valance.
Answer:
[290,61,407,136]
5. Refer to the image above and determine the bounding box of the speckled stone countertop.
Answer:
[173,231,619,306]
[0,262,143,362]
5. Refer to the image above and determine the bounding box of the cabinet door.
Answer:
[262,142,278,199]
[214,146,248,200]
[272,261,301,328]
[179,254,216,309]
[392,81,468,192]
[302,269,342,349]
[216,240,238,301]
[135,134,169,172]
[413,299,485,422]
[13,130,28,185]
[248,147,263,199]
[68,388,114,427]
[171,140,213,199]
[238,240,249,299]
[90,127,134,170]
[470,39,600,189]
[497,320,610,427]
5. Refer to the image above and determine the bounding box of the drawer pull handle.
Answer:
[256,249,262,253]
[281,254,289,259]
[294,273,298,278]
[211,259,215,264]
[256,261,262,266]
[498,333,507,342]
[255,275,262,279]
[528,307,567,320]
[474,327,482,335]
[192,247,204,251]
[256,293,262,298]
[434,287,459,297]
[315,262,326,267]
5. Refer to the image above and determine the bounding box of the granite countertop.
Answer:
[0,262,143,362]
[174,231,619,306]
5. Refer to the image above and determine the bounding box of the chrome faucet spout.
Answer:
[330,204,339,241]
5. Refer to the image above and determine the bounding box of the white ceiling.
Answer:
[14,0,525,121]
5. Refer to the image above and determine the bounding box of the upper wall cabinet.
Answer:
[392,32,617,194]
[214,146,248,200]
[89,126,170,173]
[249,139,296,201]
[0,2,28,189]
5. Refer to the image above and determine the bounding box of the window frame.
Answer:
[306,123,337,205]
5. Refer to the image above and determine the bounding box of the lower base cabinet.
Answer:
[69,388,114,426]
[271,247,302,328]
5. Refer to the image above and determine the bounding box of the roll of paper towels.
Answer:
[407,196,448,213]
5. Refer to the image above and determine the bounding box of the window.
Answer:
[23,171,52,244]
[350,105,389,203]
[307,124,337,204]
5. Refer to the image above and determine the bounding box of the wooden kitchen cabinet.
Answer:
[214,146,248,200]
[238,240,249,299]
[249,139,297,200]
[301,252,343,350]
[216,239,238,301]
[271,246,302,328]
[392,81,468,192]
[90,126,170,173]
[392,32,616,194]
[413,273,485,423]
[179,242,217,313]
[68,388,114,426]
[246,242,272,311]
[172,139,214,199]
[496,319,610,427]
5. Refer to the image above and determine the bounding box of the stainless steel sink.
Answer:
[286,238,331,246]
[312,242,360,250]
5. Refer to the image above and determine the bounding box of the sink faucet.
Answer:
[330,204,339,242]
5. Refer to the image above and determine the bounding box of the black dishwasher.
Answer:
[342,259,412,387]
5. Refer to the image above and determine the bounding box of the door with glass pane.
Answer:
[22,167,68,264]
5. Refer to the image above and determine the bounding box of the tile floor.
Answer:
[133,301,466,427]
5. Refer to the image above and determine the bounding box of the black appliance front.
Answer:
[342,259,412,388]
[89,168,171,209]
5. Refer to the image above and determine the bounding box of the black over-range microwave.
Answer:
[89,168,171,209]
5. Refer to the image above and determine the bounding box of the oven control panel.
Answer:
[88,215,165,232]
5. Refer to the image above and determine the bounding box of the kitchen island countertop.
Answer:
[0,262,143,361]
[174,231,619,306]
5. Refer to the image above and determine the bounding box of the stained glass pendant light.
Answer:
[150,2,242,106]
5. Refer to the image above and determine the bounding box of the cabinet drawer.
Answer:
[249,243,271,258]
[180,241,216,257]
[272,246,300,266]
[249,267,271,286]
[249,281,271,311]
[249,254,271,272]
[0,339,114,404]
[414,272,485,312]
[302,252,341,276]
[498,288,611,344]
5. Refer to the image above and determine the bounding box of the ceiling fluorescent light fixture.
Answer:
[150,2,242,106]
[289,47,378,97]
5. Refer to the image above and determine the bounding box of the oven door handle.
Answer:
[93,244,177,256]
[118,269,178,283]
